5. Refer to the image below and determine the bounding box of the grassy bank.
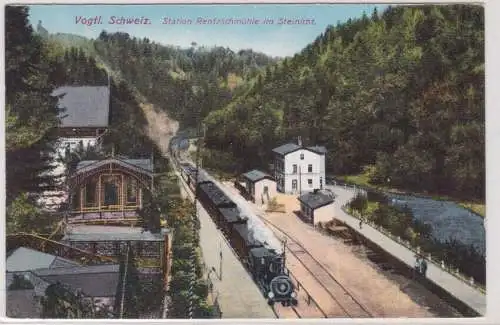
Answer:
[347,193,486,287]
[338,170,485,218]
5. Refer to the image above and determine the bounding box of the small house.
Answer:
[53,85,111,154]
[241,169,277,205]
[6,247,120,318]
[40,86,111,211]
[297,189,335,225]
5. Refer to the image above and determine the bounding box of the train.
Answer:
[179,161,298,307]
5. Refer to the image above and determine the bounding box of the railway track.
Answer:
[259,217,374,318]
[271,276,331,319]
[171,156,333,319]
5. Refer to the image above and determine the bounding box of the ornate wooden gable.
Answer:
[67,156,154,223]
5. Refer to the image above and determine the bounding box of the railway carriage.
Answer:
[231,223,264,262]
[218,207,247,237]
[180,164,195,185]
[197,181,235,226]
[180,162,298,307]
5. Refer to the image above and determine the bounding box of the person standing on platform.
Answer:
[414,255,421,278]
[420,258,428,277]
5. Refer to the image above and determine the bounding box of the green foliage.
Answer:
[41,283,96,318]
[136,276,165,315]
[203,5,484,202]
[121,246,141,318]
[5,6,62,204]
[6,193,55,234]
[137,191,164,234]
[50,46,108,86]
[59,141,105,177]
[92,32,277,130]
[267,197,279,210]
[199,148,240,176]
[166,199,211,318]
[349,193,368,212]
[5,6,115,236]
[350,190,485,285]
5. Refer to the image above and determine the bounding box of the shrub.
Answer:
[349,193,368,212]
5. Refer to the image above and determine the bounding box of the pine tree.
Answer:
[5,6,61,205]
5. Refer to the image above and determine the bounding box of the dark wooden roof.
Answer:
[233,224,263,248]
[198,181,236,208]
[219,207,246,224]
[306,146,327,155]
[52,86,110,128]
[242,169,273,183]
[272,143,301,156]
[7,247,80,272]
[74,157,153,175]
[272,142,328,156]
[33,264,120,297]
[298,190,335,210]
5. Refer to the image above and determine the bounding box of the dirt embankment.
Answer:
[140,103,179,156]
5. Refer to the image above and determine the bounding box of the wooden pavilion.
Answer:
[66,155,154,223]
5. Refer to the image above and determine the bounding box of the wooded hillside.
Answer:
[92,32,278,129]
[203,5,484,201]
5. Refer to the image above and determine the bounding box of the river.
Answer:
[388,194,485,255]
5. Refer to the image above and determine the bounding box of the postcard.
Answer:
[4,2,485,320]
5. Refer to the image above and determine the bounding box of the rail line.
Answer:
[258,217,374,318]
[171,155,331,319]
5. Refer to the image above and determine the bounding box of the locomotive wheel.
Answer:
[270,275,293,297]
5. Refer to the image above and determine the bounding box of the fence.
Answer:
[286,268,328,318]
[204,267,223,318]
[328,176,484,219]
[337,194,486,294]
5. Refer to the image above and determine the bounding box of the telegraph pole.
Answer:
[188,91,204,319]
[151,144,155,194]
[282,238,287,274]
[219,241,223,280]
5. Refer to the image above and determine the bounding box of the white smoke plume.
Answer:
[199,169,284,254]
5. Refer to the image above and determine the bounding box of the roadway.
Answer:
[328,185,486,316]
[222,183,435,317]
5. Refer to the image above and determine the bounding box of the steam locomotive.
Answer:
[180,163,298,306]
